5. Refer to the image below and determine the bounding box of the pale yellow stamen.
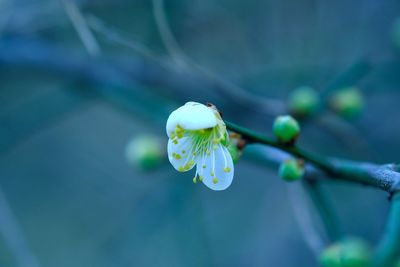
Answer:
[224,167,231,173]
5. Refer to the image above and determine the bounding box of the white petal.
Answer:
[167,137,196,172]
[166,102,217,137]
[198,145,234,191]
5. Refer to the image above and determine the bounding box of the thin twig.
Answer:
[287,183,327,256]
[62,0,100,56]
[152,0,186,67]
[247,146,337,254]
[314,112,372,159]
[320,59,372,97]
[0,186,41,267]
[151,0,285,115]
[86,15,168,66]
[304,180,343,242]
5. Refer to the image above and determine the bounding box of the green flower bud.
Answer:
[320,244,342,267]
[320,238,371,267]
[227,142,241,164]
[278,159,304,182]
[125,135,164,170]
[341,239,371,267]
[273,115,300,144]
[392,17,400,48]
[288,86,320,117]
[330,87,364,118]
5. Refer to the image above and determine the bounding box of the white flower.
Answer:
[166,102,234,191]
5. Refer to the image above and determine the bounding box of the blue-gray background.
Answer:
[0,0,400,266]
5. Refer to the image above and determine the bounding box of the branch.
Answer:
[62,0,100,56]
[226,121,400,194]
[372,192,400,267]
[0,186,41,267]
[247,146,342,249]
[286,183,327,256]
[152,0,186,67]
[320,59,372,97]
[304,180,343,242]
[151,0,285,115]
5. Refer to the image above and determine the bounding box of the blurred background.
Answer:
[0,0,400,266]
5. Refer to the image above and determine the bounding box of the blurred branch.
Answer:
[248,146,339,252]
[0,37,219,102]
[303,180,343,242]
[151,0,376,160]
[0,186,41,267]
[314,58,373,157]
[0,38,396,192]
[226,121,400,194]
[62,0,100,56]
[320,59,372,97]
[151,0,285,115]
[286,183,326,256]
[313,112,372,158]
[152,0,186,67]
[372,192,400,267]
[86,11,373,157]
[5,1,62,33]
[0,87,89,156]
[86,15,166,64]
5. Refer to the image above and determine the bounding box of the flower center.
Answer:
[170,120,231,185]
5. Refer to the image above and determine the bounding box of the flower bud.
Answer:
[279,159,304,182]
[320,238,371,267]
[273,115,300,144]
[125,135,164,170]
[330,87,364,118]
[320,244,342,267]
[288,86,320,117]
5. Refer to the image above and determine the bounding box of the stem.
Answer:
[225,121,400,193]
[372,192,400,267]
[225,121,334,173]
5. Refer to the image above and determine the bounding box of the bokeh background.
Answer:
[1,0,400,266]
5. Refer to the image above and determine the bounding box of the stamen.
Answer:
[221,146,228,169]
[179,139,197,171]
[211,149,216,178]
[212,177,218,184]
[224,167,231,173]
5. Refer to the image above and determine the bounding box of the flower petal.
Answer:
[167,137,197,172]
[198,144,234,191]
[166,102,217,137]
